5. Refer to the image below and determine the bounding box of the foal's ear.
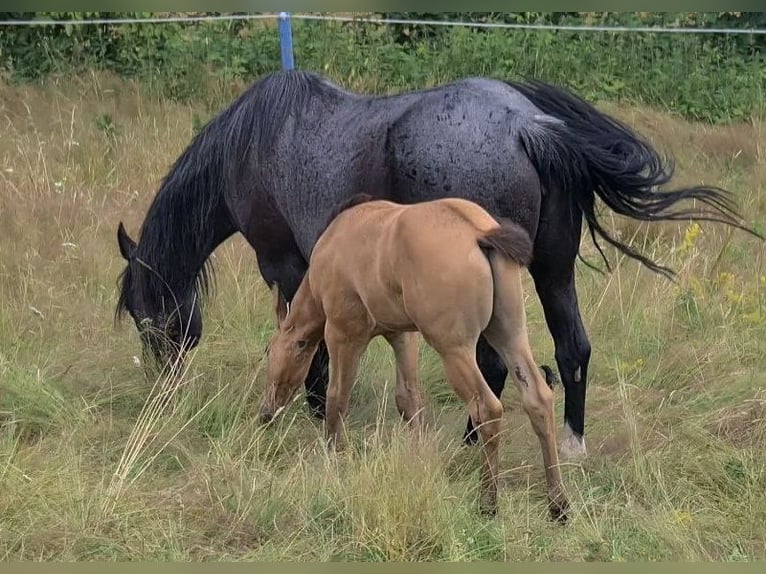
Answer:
[117,221,137,261]
[272,283,288,327]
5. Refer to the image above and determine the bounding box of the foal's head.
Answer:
[260,285,322,423]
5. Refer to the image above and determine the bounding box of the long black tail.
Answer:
[508,78,761,278]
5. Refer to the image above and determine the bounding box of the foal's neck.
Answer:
[288,278,326,341]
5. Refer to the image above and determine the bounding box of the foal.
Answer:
[259,195,567,520]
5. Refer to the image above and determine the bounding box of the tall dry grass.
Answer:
[0,73,764,561]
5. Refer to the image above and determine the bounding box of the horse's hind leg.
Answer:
[482,258,568,522]
[530,239,590,462]
[439,345,504,515]
[384,331,426,432]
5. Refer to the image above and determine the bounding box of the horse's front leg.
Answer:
[303,343,329,419]
[250,247,329,418]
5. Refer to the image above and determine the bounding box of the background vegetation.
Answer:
[0,11,764,561]
[0,11,764,122]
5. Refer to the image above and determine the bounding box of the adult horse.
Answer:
[116,70,753,460]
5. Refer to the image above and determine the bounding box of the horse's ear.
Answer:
[117,221,136,261]
[272,283,288,327]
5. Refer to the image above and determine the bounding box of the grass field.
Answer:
[0,72,765,561]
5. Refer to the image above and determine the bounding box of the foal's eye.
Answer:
[295,340,308,352]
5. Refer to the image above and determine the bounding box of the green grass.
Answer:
[0,73,764,561]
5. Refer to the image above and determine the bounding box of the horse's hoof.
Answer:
[306,400,326,420]
[479,498,498,517]
[549,497,570,525]
[540,365,560,389]
[463,422,480,446]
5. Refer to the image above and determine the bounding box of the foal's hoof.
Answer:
[540,365,560,389]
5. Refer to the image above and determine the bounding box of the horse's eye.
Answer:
[296,340,308,352]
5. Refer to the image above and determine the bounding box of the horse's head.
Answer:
[259,285,320,424]
[116,222,202,367]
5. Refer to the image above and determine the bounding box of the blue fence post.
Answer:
[278,11,295,70]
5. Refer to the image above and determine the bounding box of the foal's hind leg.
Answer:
[482,262,568,522]
[439,346,504,515]
[464,337,508,445]
[384,332,426,431]
[487,328,568,522]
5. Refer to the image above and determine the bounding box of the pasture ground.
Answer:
[1,73,765,561]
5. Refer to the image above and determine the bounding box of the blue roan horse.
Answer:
[115,70,755,460]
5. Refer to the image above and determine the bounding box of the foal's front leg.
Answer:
[384,331,426,432]
[324,323,368,451]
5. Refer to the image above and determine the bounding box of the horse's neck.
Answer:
[139,194,236,301]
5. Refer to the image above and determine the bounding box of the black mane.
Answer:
[117,70,339,319]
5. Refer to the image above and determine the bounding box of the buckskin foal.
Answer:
[259,195,568,520]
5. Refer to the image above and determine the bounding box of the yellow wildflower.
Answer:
[675,510,692,525]
[679,222,702,252]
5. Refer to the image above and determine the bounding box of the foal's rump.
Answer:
[372,199,533,344]
[477,218,533,269]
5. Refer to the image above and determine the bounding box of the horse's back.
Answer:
[382,83,545,236]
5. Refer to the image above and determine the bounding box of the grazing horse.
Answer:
[115,70,756,460]
[259,195,568,519]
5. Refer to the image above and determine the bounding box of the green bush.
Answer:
[0,11,763,122]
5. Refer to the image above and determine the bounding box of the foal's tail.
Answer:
[478,220,534,268]
[507,78,761,278]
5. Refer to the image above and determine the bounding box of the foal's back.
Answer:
[309,197,508,338]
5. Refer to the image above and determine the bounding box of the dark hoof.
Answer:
[549,498,569,525]
[479,500,498,517]
[260,412,273,425]
[540,365,560,390]
[306,397,326,420]
[462,425,480,446]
